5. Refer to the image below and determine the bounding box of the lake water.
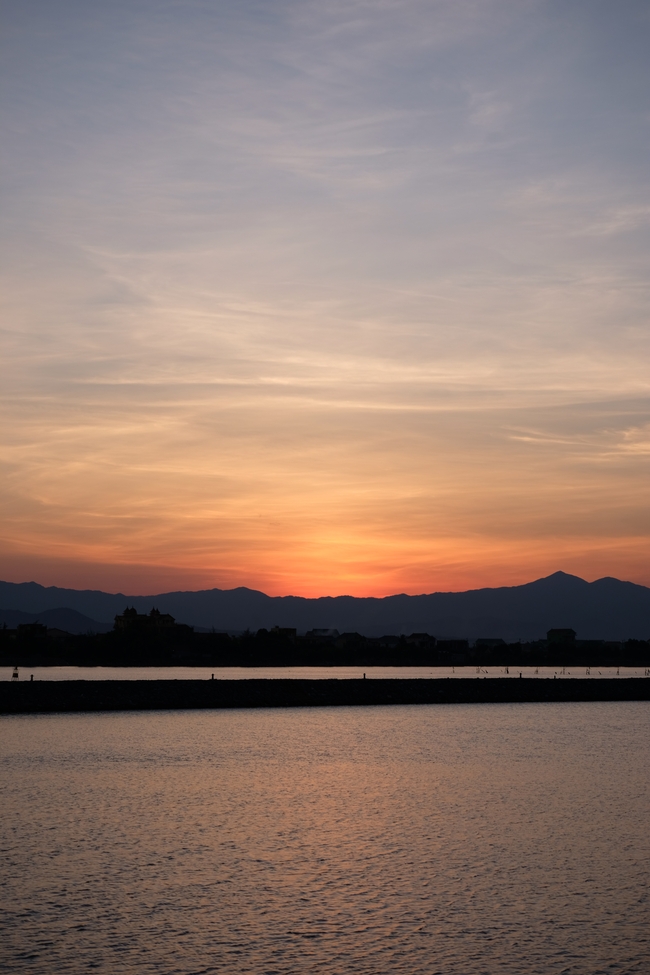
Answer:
[4,664,649,681]
[1,703,649,974]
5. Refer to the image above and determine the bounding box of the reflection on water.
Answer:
[1,703,649,974]
[3,664,650,680]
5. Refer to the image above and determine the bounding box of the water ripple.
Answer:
[1,702,649,974]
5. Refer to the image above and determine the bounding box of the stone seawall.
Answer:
[1,678,649,714]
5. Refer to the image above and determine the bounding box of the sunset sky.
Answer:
[1,0,650,596]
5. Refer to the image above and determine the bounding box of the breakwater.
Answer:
[1,677,649,714]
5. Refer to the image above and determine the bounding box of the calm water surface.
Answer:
[4,665,649,680]
[1,703,649,974]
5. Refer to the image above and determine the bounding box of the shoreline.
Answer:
[1,677,650,714]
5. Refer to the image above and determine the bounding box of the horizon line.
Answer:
[2,570,643,601]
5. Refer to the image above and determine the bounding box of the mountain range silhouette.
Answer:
[1,571,650,640]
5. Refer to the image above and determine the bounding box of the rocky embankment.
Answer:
[1,677,650,714]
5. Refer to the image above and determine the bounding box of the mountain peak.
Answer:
[540,571,587,583]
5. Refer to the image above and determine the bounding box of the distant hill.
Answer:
[0,607,111,634]
[1,572,650,640]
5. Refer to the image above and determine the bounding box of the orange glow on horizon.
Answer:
[2,533,649,598]
[2,385,650,596]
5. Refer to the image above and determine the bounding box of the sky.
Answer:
[1,0,650,597]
